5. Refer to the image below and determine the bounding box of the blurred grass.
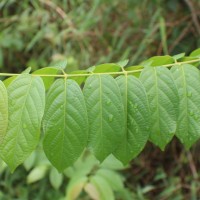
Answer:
[1,0,200,199]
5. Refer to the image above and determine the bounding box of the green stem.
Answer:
[0,58,199,78]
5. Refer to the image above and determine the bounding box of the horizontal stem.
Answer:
[0,58,199,78]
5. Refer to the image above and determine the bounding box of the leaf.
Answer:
[23,151,36,171]
[33,67,60,90]
[27,165,48,184]
[125,65,143,77]
[113,75,150,164]
[90,175,115,200]
[0,74,45,172]
[3,76,17,88]
[93,63,121,73]
[171,64,200,148]
[172,53,185,61]
[83,75,125,161]
[140,67,178,150]
[66,176,88,200]
[43,78,88,172]
[0,80,8,144]
[141,55,174,67]
[117,59,129,68]
[190,48,200,58]
[49,167,63,189]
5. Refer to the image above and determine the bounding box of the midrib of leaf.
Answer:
[153,68,162,140]
[12,76,33,165]
[180,65,189,138]
[60,78,67,169]
[124,75,128,151]
[99,75,103,144]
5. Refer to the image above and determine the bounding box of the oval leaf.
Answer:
[171,64,200,148]
[140,67,178,150]
[43,78,88,172]
[83,75,125,161]
[0,74,45,172]
[113,75,150,164]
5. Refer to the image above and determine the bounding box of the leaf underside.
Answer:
[171,64,200,149]
[140,67,179,150]
[0,74,45,172]
[83,74,125,162]
[43,78,88,172]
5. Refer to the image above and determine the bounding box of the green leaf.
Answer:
[49,167,63,189]
[117,59,129,68]
[93,63,121,73]
[124,65,143,77]
[90,175,115,200]
[66,176,88,200]
[0,74,45,172]
[33,67,60,90]
[113,75,150,164]
[141,55,174,67]
[3,76,17,88]
[83,75,125,161]
[0,80,8,144]
[190,48,200,58]
[172,53,185,61]
[140,67,178,150]
[171,64,200,148]
[43,79,88,172]
[27,165,48,184]
[23,151,36,171]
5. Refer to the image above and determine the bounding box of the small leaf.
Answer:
[49,167,63,189]
[22,67,31,74]
[140,67,178,150]
[43,79,88,172]
[117,59,129,68]
[171,64,200,148]
[3,76,17,88]
[23,151,36,171]
[27,165,48,184]
[83,75,125,161]
[0,80,8,144]
[93,63,121,73]
[141,55,174,67]
[172,53,185,61]
[0,74,45,172]
[66,176,88,200]
[69,70,88,85]
[113,75,150,164]
[190,48,200,58]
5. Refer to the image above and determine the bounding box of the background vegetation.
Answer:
[0,0,200,199]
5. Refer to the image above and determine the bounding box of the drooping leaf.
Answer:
[43,79,88,172]
[140,67,178,150]
[113,75,150,164]
[66,176,88,200]
[49,167,63,189]
[33,67,60,90]
[0,74,45,172]
[171,64,200,148]
[0,80,8,143]
[83,75,125,161]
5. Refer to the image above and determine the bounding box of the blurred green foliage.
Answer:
[1,0,200,199]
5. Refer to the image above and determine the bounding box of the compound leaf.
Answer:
[0,80,8,143]
[140,67,178,150]
[0,74,45,172]
[113,75,150,164]
[83,75,125,162]
[171,64,200,148]
[43,78,88,172]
